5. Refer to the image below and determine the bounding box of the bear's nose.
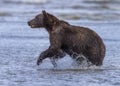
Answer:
[27,21,30,26]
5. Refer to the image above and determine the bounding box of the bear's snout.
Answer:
[27,20,37,28]
[28,21,31,26]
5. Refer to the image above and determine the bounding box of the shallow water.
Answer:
[0,0,120,86]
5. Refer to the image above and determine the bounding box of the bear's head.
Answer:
[28,10,59,29]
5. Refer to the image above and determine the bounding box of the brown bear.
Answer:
[28,10,106,67]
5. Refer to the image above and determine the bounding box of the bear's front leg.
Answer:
[37,49,53,65]
[37,48,61,65]
[37,52,46,65]
[50,56,57,67]
[50,50,66,67]
[37,33,62,66]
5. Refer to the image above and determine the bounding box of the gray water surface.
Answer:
[0,0,120,86]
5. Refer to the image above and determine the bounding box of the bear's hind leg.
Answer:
[71,52,91,66]
[86,52,103,66]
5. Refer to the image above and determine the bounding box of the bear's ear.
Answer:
[42,10,59,26]
[42,10,52,23]
[42,10,48,19]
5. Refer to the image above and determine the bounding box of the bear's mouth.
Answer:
[28,22,36,28]
[31,25,36,28]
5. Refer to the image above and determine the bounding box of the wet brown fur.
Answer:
[28,10,106,66]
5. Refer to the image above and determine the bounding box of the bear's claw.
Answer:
[37,58,43,65]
